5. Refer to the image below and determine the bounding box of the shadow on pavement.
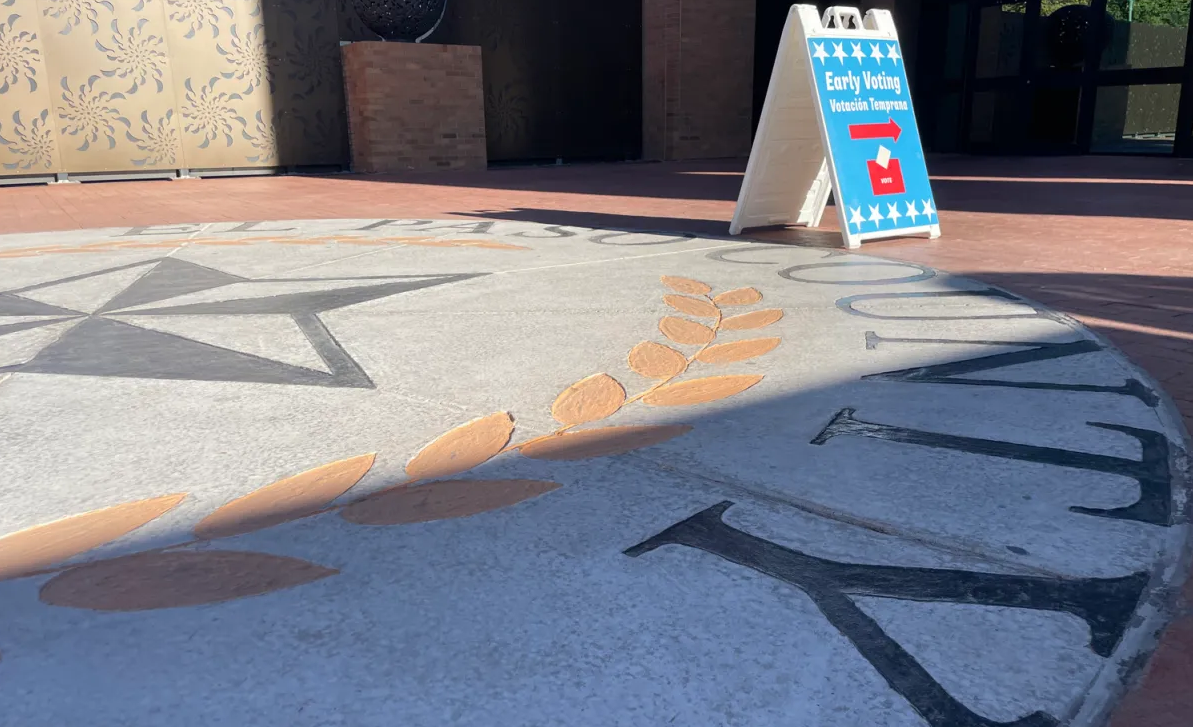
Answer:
[1,267,1187,727]
[340,155,1193,221]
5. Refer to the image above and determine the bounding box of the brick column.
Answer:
[341,42,487,173]
[642,0,756,161]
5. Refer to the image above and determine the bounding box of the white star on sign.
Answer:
[886,203,902,223]
[922,199,936,219]
[870,43,885,63]
[868,205,885,227]
[832,42,847,63]
[887,44,902,64]
[905,201,919,223]
[851,43,866,63]
[812,42,828,64]
[848,206,865,231]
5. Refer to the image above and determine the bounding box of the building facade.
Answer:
[1,0,1189,183]
[910,0,1193,156]
[759,0,1193,157]
[434,0,1193,162]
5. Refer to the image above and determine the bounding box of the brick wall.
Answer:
[341,42,486,173]
[642,0,756,161]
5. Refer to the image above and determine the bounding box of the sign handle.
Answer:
[822,6,864,30]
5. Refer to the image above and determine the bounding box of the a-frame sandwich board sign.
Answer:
[730,5,941,249]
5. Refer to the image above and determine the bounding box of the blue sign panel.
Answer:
[807,36,937,238]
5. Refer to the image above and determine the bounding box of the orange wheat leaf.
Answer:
[714,287,762,306]
[341,479,561,525]
[39,551,337,611]
[643,375,764,406]
[659,317,715,345]
[520,425,693,460]
[551,374,626,426]
[721,309,784,330]
[660,276,712,295]
[405,413,515,481]
[696,338,781,364]
[0,494,187,581]
[627,341,687,379]
[193,454,376,540]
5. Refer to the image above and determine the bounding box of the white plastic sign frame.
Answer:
[730,5,941,249]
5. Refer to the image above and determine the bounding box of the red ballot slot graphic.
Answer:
[866,145,905,195]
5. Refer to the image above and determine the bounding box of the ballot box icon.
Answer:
[866,145,905,195]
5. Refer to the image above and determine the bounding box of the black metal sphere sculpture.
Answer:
[1042,4,1111,69]
[353,0,448,42]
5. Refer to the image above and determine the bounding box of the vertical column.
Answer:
[641,0,755,161]
[341,42,486,173]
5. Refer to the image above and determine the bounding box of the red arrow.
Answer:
[848,118,902,142]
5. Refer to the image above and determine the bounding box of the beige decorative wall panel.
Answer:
[163,0,278,169]
[0,0,63,175]
[0,0,346,179]
[335,0,378,43]
[263,0,347,167]
[36,0,185,173]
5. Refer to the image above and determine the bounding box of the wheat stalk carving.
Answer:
[0,277,784,613]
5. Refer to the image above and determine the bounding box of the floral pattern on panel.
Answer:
[95,19,168,93]
[0,108,54,170]
[217,23,273,93]
[58,75,128,151]
[278,0,327,24]
[1,0,348,174]
[126,108,177,165]
[42,0,114,35]
[286,27,336,98]
[241,107,275,162]
[485,81,529,147]
[0,13,39,94]
[181,77,244,148]
[167,0,232,39]
[335,0,379,41]
[294,105,339,148]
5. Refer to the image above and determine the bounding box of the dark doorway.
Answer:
[917,0,1193,156]
[754,0,794,133]
[432,0,643,165]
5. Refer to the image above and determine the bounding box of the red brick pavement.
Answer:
[1,156,1192,725]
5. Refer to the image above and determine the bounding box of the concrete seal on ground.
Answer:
[0,219,1188,727]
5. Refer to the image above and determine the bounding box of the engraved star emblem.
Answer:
[0,258,481,388]
[812,42,829,63]
[832,42,847,63]
[870,43,885,63]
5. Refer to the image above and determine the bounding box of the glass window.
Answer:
[1028,86,1082,143]
[976,3,1027,77]
[1036,0,1095,71]
[933,92,964,151]
[970,90,1022,143]
[944,2,970,80]
[1101,0,1191,70]
[1091,83,1182,152]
